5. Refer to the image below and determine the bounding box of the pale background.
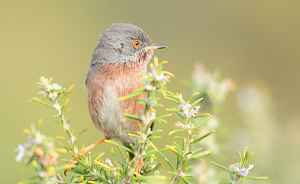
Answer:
[1,1,300,183]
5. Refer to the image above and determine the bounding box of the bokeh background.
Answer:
[1,1,300,183]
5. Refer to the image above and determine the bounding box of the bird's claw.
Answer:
[134,158,145,174]
[63,155,80,176]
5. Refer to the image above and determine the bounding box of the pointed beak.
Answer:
[143,43,168,50]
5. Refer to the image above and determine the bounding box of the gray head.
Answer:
[89,23,167,67]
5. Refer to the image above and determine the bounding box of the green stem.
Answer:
[170,120,191,184]
[124,104,151,183]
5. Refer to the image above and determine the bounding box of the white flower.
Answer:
[175,121,182,127]
[48,91,58,101]
[49,176,65,184]
[150,112,156,121]
[230,163,240,173]
[140,115,145,121]
[105,158,113,167]
[143,81,155,91]
[155,73,166,81]
[14,144,25,162]
[51,83,62,90]
[230,164,236,171]
[187,154,192,159]
[45,84,53,92]
[178,102,200,118]
[34,131,45,144]
[141,133,147,141]
[248,164,254,170]
[181,124,190,130]
[187,130,192,134]
[178,171,185,177]
[39,76,47,84]
[144,85,154,91]
[147,72,153,77]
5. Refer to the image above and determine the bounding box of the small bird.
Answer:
[65,23,166,173]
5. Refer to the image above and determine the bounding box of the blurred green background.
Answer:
[1,0,300,183]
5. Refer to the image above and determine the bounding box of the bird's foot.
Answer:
[63,137,108,175]
[63,150,85,175]
[134,158,145,174]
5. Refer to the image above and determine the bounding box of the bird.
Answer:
[65,23,167,174]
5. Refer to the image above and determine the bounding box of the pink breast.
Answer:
[87,59,149,140]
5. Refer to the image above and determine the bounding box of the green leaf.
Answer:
[182,173,196,177]
[166,145,183,158]
[149,91,157,102]
[105,140,134,154]
[155,103,164,107]
[156,113,173,119]
[60,85,74,104]
[69,178,78,184]
[158,152,175,171]
[145,162,162,175]
[163,89,175,96]
[27,96,47,102]
[186,92,199,103]
[245,176,268,180]
[54,119,62,126]
[175,111,185,119]
[68,166,85,175]
[211,161,234,173]
[168,129,186,135]
[54,164,72,172]
[155,118,167,123]
[183,165,193,171]
[148,136,161,139]
[122,113,143,122]
[194,115,212,128]
[131,176,166,181]
[58,142,70,151]
[32,97,55,109]
[119,91,144,100]
[181,177,192,184]
[132,88,146,93]
[110,148,122,168]
[174,136,184,140]
[190,97,203,107]
[173,142,182,153]
[117,145,126,163]
[129,143,136,152]
[141,78,154,83]
[191,130,215,144]
[192,150,213,158]
[35,119,43,131]
[165,108,181,112]
[218,182,232,184]
[165,97,180,105]
[190,113,210,120]
[69,151,90,170]
[167,172,179,176]
[148,129,162,135]
[193,147,203,154]
[75,128,87,137]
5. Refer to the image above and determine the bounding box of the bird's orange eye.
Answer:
[132,40,141,48]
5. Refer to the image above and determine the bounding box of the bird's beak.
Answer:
[143,43,168,50]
